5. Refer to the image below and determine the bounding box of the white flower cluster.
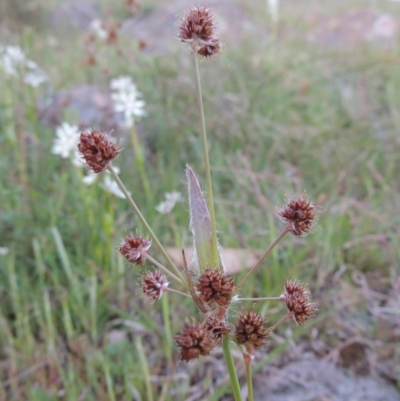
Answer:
[52,123,127,199]
[110,76,145,128]
[52,122,82,166]
[156,191,183,214]
[0,45,48,87]
[90,19,108,40]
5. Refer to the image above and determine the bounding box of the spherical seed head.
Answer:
[141,271,168,301]
[174,322,216,362]
[277,194,317,236]
[202,315,230,346]
[77,130,119,173]
[196,268,235,307]
[283,280,318,325]
[234,311,269,350]
[119,235,151,265]
[178,6,215,44]
[178,7,221,57]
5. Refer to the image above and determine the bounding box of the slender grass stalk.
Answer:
[190,50,220,268]
[222,336,243,401]
[89,272,98,341]
[146,254,183,285]
[107,165,186,284]
[135,335,154,401]
[129,125,152,202]
[244,354,254,401]
[102,356,117,401]
[238,296,284,302]
[165,287,192,299]
[236,226,290,292]
[161,294,172,363]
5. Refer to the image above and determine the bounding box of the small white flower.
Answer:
[0,45,25,75]
[52,123,80,159]
[156,191,183,214]
[110,76,146,128]
[110,76,136,92]
[0,247,10,256]
[23,68,48,87]
[100,175,126,198]
[0,44,48,87]
[266,0,279,22]
[90,19,108,40]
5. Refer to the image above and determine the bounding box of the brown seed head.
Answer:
[234,310,269,350]
[197,38,221,58]
[283,280,318,325]
[141,271,169,301]
[78,130,119,173]
[196,269,235,307]
[277,194,317,236]
[178,7,221,57]
[119,235,151,265]
[174,322,217,362]
[202,315,230,345]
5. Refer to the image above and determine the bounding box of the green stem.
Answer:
[146,254,183,285]
[238,296,284,302]
[245,356,254,401]
[107,165,186,284]
[222,336,242,401]
[129,125,152,202]
[236,226,289,292]
[161,294,172,363]
[135,336,154,401]
[191,50,219,268]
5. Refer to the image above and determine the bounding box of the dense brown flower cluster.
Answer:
[196,269,234,307]
[78,130,119,173]
[119,235,151,265]
[283,280,317,325]
[174,321,217,361]
[141,271,169,301]
[178,6,221,57]
[234,311,269,350]
[202,315,230,345]
[277,194,317,236]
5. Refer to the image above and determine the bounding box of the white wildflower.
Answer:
[52,123,80,159]
[156,191,183,214]
[110,76,136,92]
[266,0,279,22]
[0,44,48,87]
[90,19,108,40]
[110,76,146,128]
[23,68,48,87]
[99,175,127,198]
[0,247,10,256]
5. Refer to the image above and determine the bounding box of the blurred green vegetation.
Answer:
[0,0,399,399]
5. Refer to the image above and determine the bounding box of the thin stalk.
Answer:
[244,354,254,401]
[135,336,154,401]
[129,126,152,202]
[165,287,192,299]
[222,336,242,401]
[268,312,293,332]
[190,50,219,268]
[147,255,183,285]
[236,226,289,292]
[161,294,172,363]
[107,165,186,284]
[238,296,284,302]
